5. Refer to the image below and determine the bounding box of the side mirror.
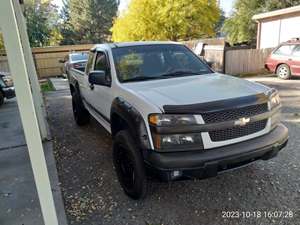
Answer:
[59,59,65,63]
[89,70,110,86]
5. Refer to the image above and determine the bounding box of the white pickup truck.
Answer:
[68,42,288,199]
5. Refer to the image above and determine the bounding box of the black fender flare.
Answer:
[110,97,151,150]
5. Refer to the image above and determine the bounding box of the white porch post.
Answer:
[12,0,50,140]
[0,0,59,225]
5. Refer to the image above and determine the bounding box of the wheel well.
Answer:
[69,84,75,95]
[111,113,129,137]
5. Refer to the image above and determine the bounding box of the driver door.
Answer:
[85,51,112,121]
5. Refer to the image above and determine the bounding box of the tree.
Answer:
[24,0,61,47]
[222,0,264,45]
[111,0,220,42]
[263,0,300,11]
[223,0,300,45]
[215,10,226,37]
[69,0,119,44]
[59,0,76,45]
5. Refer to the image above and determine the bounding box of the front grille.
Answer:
[201,103,269,142]
[209,119,268,142]
[201,103,268,124]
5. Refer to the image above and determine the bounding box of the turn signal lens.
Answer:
[269,92,281,110]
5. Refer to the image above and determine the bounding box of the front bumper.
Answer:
[143,123,288,181]
[2,86,15,99]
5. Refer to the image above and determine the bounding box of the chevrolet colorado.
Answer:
[68,42,288,199]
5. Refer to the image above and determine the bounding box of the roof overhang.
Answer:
[252,5,300,21]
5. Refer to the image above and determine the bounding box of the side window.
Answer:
[0,77,5,88]
[274,45,295,56]
[94,52,109,72]
[292,45,300,57]
[93,51,111,85]
[85,52,94,75]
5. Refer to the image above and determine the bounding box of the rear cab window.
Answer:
[70,53,88,62]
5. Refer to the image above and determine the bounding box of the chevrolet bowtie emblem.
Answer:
[234,117,250,126]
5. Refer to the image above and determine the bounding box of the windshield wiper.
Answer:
[122,70,204,83]
[123,76,165,83]
[160,70,202,78]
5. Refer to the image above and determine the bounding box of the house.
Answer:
[253,5,300,49]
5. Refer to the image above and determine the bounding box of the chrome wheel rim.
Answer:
[278,66,289,78]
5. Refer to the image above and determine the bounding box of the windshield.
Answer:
[112,44,212,83]
[70,53,88,62]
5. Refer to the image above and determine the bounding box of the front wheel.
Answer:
[276,64,291,80]
[0,92,4,106]
[113,130,147,200]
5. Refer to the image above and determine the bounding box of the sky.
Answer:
[52,0,234,16]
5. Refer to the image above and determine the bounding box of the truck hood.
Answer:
[123,73,270,111]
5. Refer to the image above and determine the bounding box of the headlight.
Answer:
[153,133,203,151]
[149,114,204,151]
[2,75,14,87]
[149,114,199,126]
[269,91,281,110]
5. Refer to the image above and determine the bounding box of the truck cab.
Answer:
[68,42,288,199]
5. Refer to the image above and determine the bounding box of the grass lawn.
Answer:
[40,79,54,92]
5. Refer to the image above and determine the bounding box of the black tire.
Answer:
[113,130,147,200]
[276,64,291,80]
[71,89,90,126]
[0,92,4,106]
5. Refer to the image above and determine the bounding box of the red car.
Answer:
[265,39,300,79]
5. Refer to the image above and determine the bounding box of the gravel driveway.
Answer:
[46,77,300,225]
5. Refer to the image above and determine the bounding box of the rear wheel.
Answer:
[113,130,147,200]
[72,89,90,126]
[0,92,4,106]
[276,64,291,80]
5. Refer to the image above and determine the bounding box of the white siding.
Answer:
[260,20,280,49]
[279,16,300,42]
[259,15,300,49]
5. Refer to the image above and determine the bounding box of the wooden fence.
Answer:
[225,48,274,75]
[184,40,225,72]
[0,44,93,79]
